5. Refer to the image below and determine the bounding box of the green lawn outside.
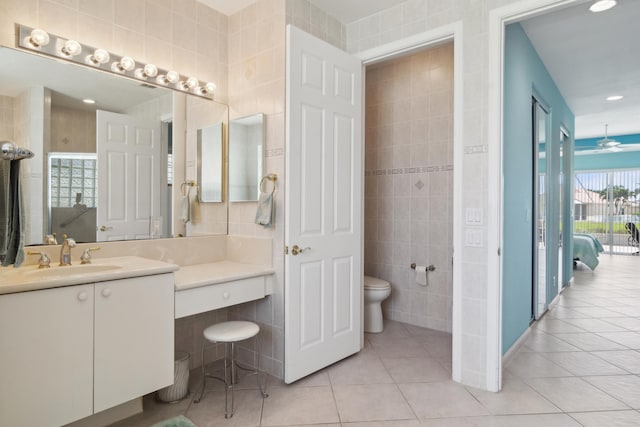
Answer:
[574,222,630,234]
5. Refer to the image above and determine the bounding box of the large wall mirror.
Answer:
[0,46,228,245]
[229,113,264,202]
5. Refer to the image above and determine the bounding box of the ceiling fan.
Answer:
[574,124,640,155]
[596,124,621,151]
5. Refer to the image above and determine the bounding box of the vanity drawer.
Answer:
[175,276,266,318]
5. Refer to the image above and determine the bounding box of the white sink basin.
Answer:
[0,256,179,295]
[25,264,121,279]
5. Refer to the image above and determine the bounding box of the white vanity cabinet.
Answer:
[94,275,174,412]
[0,274,174,427]
[0,284,94,427]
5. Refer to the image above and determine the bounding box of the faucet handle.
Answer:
[44,233,58,245]
[80,247,101,264]
[27,251,51,269]
[62,234,77,247]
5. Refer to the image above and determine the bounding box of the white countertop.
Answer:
[0,256,179,295]
[174,260,275,291]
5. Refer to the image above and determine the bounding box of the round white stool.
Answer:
[193,320,268,418]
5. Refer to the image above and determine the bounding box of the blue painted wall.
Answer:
[502,23,575,354]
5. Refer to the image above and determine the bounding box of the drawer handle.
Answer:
[101,288,112,298]
[223,291,230,299]
[77,291,88,302]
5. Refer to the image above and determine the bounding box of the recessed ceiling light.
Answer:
[606,95,623,101]
[82,98,95,104]
[590,0,617,12]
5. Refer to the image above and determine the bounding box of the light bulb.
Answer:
[178,77,198,91]
[166,70,180,84]
[143,63,158,77]
[61,39,82,56]
[28,28,49,47]
[111,56,136,73]
[87,48,110,65]
[156,70,181,85]
[186,77,198,89]
[135,63,158,79]
[199,82,217,95]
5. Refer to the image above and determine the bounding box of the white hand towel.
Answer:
[180,188,191,224]
[255,191,274,226]
[414,265,428,286]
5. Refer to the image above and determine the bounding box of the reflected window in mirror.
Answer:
[229,113,264,202]
[48,153,97,243]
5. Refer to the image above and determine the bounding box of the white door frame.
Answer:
[357,21,466,386]
[487,0,581,391]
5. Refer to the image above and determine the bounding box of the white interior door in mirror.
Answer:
[229,113,264,201]
[97,110,161,241]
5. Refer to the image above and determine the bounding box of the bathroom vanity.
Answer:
[174,260,274,318]
[0,257,178,427]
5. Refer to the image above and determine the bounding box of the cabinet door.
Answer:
[94,274,174,412]
[0,285,94,427]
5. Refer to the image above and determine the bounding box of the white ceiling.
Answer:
[197,0,256,16]
[197,0,406,21]
[307,0,407,23]
[521,1,640,139]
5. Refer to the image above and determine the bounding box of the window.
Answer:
[49,153,97,208]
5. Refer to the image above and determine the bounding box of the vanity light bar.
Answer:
[16,24,216,100]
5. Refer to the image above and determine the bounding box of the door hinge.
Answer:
[497,247,501,256]
[284,245,289,255]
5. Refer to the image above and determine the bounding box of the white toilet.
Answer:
[364,276,392,333]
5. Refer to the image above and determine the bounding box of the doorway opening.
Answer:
[363,42,455,334]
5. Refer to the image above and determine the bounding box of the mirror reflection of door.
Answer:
[96,110,162,241]
[532,97,549,320]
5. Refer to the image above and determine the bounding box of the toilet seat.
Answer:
[364,276,391,290]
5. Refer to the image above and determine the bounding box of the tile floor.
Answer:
[112,254,640,426]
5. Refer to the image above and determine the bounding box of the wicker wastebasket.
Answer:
[156,351,190,403]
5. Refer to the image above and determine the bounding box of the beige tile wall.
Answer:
[365,43,454,332]
[50,105,96,152]
[286,0,346,50]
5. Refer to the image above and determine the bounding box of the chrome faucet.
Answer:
[59,235,76,266]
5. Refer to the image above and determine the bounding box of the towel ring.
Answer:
[181,180,197,196]
[260,174,277,195]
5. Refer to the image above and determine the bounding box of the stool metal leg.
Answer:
[256,334,268,398]
[224,342,235,418]
[193,340,207,404]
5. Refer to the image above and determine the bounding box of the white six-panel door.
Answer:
[96,110,161,241]
[285,25,363,383]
